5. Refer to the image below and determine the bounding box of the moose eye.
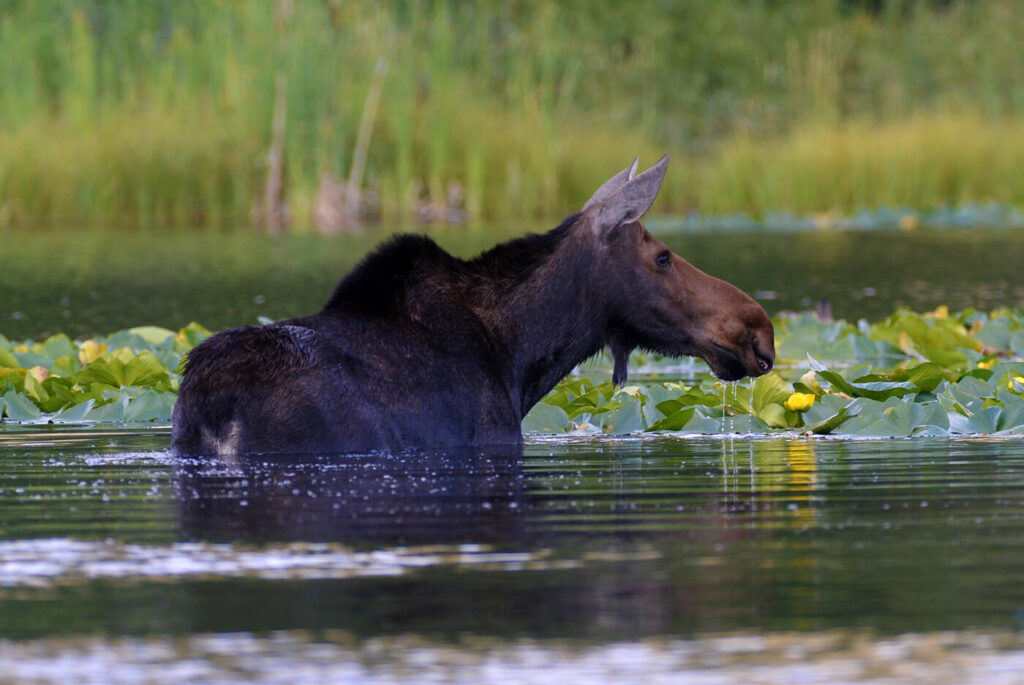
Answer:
[655,251,671,268]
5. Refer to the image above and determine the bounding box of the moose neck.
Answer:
[468,222,608,415]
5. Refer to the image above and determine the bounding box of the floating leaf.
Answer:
[0,369,25,393]
[758,403,789,428]
[0,347,19,368]
[855,362,945,393]
[39,334,74,362]
[83,394,128,422]
[648,407,696,432]
[948,405,1002,434]
[803,398,861,435]
[123,387,176,422]
[73,350,170,390]
[998,392,1024,432]
[919,345,969,370]
[12,351,51,369]
[1011,331,1024,355]
[840,398,923,437]
[593,400,645,434]
[677,415,723,434]
[2,390,42,421]
[51,399,96,422]
[22,371,48,405]
[127,326,176,345]
[975,321,1014,350]
[721,414,771,434]
[752,373,792,415]
[522,403,570,434]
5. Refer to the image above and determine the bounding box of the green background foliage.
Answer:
[2,0,1024,228]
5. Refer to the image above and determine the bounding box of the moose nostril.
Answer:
[756,355,772,373]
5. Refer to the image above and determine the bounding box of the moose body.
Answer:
[172,156,775,455]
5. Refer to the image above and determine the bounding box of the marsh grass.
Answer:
[2,1,1024,229]
[698,113,1024,216]
[0,112,258,229]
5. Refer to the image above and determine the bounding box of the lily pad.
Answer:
[522,402,570,434]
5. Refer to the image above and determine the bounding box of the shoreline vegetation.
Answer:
[3,1,1024,230]
[1,306,1023,437]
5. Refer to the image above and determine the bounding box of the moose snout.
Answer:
[713,302,775,380]
[753,343,774,375]
[742,317,776,378]
[706,333,774,381]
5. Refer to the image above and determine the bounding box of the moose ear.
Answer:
[592,154,669,238]
[582,157,639,212]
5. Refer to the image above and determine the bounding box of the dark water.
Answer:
[2,224,1023,340]
[2,430,1024,644]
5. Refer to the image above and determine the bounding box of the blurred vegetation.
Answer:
[1,0,1024,229]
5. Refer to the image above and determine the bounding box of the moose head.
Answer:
[581,155,775,385]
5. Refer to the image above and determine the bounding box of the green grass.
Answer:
[696,113,1024,215]
[2,1,1024,229]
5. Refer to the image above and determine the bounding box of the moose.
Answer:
[172,155,775,455]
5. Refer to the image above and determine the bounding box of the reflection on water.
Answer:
[3,630,1024,684]
[2,430,1024,679]
[175,448,526,545]
[0,538,581,587]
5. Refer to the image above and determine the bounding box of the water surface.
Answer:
[3,224,1023,340]
[2,429,1024,680]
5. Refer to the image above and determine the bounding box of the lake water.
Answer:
[2,224,1024,682]
[3,223,1024,340]
[2,430,1024,681]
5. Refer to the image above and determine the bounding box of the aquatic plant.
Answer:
[1,307,1023,437]
[784,393,815,413]
[0,323,208,423]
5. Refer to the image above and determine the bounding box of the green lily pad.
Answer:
[592,400,645,434]
[840,398,924,437]
[51,399,96,422]
[522,402,570,434]
[2,390,43,421]
[648,407,696,432]
[0,347,20,369]
[948,405,1002,434]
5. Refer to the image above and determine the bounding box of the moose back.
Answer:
[172,156,775,455]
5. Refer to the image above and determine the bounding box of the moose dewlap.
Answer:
[172,155,775,455]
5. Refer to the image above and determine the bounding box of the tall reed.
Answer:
[1,1,1023,229]
[697,113,1024,215]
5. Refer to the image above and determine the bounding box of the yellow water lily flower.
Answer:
[784,392,815,412]
[78,340,107,365]
[1010,375,1024,391]
[977,359,995,370]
